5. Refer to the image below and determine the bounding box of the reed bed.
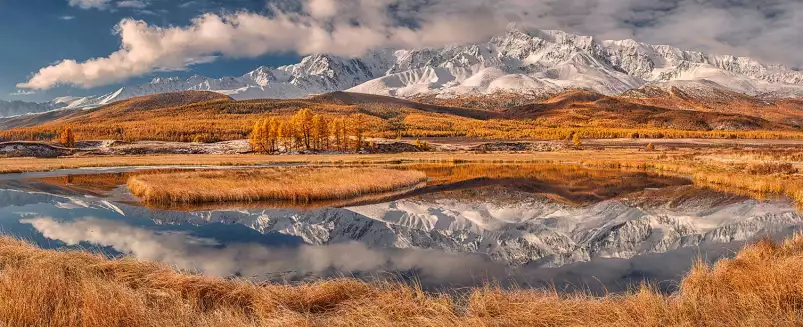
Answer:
[127,167,428,205]
[3,234,803,326]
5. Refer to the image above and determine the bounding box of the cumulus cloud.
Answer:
[19,0,508,90]
[22,0,803,90]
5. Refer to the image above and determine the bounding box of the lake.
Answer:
[1,163,800,294]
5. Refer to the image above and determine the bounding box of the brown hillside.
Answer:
[504,90,789,131]
[109,91,232,111]
[310,91,501,120]
[623,85,803,127]
[419,86,803,128]
[64,91,232,123]
[0,91,231,131]
[1,89,803,143]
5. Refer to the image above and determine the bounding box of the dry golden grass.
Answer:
[580,155,803,209]
[745,162,799,175]
[127,167,428,205]
[3,234,803,326]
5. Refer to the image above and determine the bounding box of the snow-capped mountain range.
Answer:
[7,27,803,117]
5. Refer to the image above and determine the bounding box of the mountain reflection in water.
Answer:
[0,164,800,294]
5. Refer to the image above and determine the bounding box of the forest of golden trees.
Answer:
[248,109,371,153]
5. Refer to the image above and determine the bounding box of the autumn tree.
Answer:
[267,118,279,153]
[572,133,582,148]
[277,120,292,152]
[312,114,329,151]
[293,109,314,150]
[59,128,75,148]
[330,117,347,152]
[387,116,406,139]
[248,119,268,153]
[414,138,430,151]
[351,114,365,152]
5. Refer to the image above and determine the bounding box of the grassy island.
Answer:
[127,167,427,205]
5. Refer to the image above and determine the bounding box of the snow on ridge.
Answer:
[9,27,803,117]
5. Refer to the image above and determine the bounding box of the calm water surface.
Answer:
[0,164,800,293]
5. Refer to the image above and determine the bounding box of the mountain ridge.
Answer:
[6,27,803,117]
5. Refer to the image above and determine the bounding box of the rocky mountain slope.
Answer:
[7,28,803,117]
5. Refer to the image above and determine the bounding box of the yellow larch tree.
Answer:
[59,128,76,148]
[312,114,328,151]
[293,109,314,150]
[267,117,279,153]
[248,119,267,153]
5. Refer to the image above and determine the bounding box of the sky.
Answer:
[1,0,802,102]
[0,0,303,101]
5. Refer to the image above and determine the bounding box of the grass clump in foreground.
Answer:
[127,167,427,205]
[3,235,803,326]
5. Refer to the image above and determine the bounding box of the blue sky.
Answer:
[2,0,802,102]
[0,0,301,101]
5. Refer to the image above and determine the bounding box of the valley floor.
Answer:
[3,141,803,326]
[4,137,803,173]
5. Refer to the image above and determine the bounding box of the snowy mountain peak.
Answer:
[150,77,182,85]
[10,27,803,117]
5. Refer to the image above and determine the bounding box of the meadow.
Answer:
[2,233,803,326]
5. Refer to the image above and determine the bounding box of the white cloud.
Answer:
[117,0,148,9]
[22,0,803,90]
[21,216,501,282]
[306,0,339,19]
[59,15,77,20]
[68,0,110,10]
[8,89,37,96]
[19,1,504,90]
